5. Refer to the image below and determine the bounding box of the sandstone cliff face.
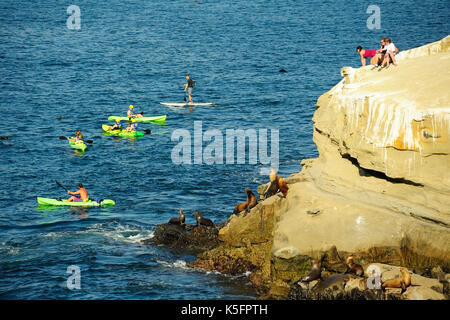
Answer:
[192,36,450,299]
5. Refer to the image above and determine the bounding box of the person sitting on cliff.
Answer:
[356,46,378,66]
[380,37,398,69]
[371,38,387,67]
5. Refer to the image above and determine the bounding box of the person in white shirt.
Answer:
[381,38,398,68]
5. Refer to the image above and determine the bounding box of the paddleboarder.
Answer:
[67,183,89,202]
[184,74,195,104]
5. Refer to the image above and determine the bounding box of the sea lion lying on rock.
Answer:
[382,267,411,293]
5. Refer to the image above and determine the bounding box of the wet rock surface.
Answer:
[140,223,220,253]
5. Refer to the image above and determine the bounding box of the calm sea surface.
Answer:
[0,0,448,299]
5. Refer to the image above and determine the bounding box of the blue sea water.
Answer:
[0,0,448,299]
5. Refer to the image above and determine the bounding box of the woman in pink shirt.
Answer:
[356,46,378,66]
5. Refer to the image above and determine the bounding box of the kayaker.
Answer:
[184,74,195,104]
[68,130,84,144]
[109,119,122,131]
[125,118,139,132]
[67,183,89,202]
[126,105,143,118]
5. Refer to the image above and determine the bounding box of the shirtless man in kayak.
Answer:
[67,183,89,202]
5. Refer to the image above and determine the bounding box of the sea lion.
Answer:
[299,258,322,283]
[381,267,411,293]
[233,188,258,215]
[264,168,289,199]
[344,254,364,277]
[168,208,185,225]
[193,210,215,228]
[279,69,287,72]
[0,136,11,140]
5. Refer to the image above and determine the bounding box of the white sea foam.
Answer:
[157,259,189,270]
[84,222,154,244]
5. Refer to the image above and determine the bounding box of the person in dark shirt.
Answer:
[184,74,195,104]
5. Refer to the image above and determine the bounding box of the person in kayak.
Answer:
[127,104,143,118]
[184,74,195,104]
[67,183,89,202]
[108,119,122,131]
[68,130,84,144]
[125,118,139,132]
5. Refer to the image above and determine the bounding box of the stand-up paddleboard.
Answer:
[160,102,214,107]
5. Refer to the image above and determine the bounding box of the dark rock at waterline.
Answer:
[140,223,220,252]
[0,136,11,140]
[279,69,287,72]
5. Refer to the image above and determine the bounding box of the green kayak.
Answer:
[102,125,145,138]
[107,115,166,123]
[37,197,115,207]
[68,138,87,151]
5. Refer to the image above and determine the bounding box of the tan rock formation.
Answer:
[272,35,450,267]
[192,36,450,299]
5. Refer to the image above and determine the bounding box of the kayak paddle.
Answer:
[55,180,69,192]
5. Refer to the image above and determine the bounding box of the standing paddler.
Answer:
[184,74,195,104]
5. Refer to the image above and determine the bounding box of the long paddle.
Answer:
[55,180,69,192]
[59,136,93,144]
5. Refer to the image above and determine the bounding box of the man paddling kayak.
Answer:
[184,74,195,104]
[127,105,143,118]
[67,183,89,202]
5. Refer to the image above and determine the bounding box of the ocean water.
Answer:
[0,0,448,299]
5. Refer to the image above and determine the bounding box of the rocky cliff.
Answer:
[191,36,450,299]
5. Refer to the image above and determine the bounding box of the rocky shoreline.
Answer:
[141,36,450,300]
